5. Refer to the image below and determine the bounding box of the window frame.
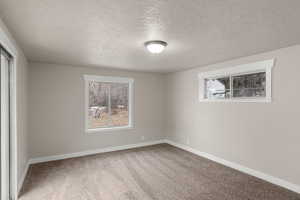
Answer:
[84,75,134,133]
[198,59,274,103]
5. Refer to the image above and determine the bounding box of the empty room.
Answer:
[0,0,300,200]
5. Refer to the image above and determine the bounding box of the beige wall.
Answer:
[165,45,300,186]
[28,62,165,158]
[0,19,29,192]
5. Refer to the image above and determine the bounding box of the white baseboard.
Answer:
[18,140,164,197]
[18,161,30,195]
[29,140,165,164]
[164,139,300,194]
[24,139,300,195]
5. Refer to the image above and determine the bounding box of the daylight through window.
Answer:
[205,77,230,99]
[84,75,133,132]
[199,59,274,102]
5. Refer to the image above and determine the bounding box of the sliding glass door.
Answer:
[1,46,12,200]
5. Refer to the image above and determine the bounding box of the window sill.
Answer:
[199,98,272,103]
[86,126,134,134]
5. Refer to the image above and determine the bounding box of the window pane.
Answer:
[110,83,129,127]
[88,81,130,129]
[232,72,266,98]
[205,77,230,99]
[88,81,110,129]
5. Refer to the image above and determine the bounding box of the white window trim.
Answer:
[198,59,274,103]
[84,75,134,133]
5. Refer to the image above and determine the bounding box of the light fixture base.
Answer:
[144,40,167,54]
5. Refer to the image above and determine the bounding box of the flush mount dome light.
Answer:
[145,40,167,54]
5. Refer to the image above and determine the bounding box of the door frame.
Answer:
[0,26,18,200]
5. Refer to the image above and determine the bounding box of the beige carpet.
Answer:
[20,144,300,200]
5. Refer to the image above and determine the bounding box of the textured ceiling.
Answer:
[0,0,300,73]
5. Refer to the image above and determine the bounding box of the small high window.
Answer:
[84,75,134,132]
[199,59,274,102]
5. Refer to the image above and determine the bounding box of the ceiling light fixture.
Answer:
[145,40,167,54]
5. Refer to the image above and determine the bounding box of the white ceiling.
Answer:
[0,0,300,73]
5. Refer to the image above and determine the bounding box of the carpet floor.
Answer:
[19,144,300,200]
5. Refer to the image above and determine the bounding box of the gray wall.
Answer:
[28,62,165,158]
[0,19,29,191]
[28,46,300,187]
[165,45,300,186]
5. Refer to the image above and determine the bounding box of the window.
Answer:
[84,75,134,132]
[232,72,266,98]
[205,77,230,99]
[199,59,274,102]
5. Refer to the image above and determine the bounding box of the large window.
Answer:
[199,59,274,102]
[84,75,134,132]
